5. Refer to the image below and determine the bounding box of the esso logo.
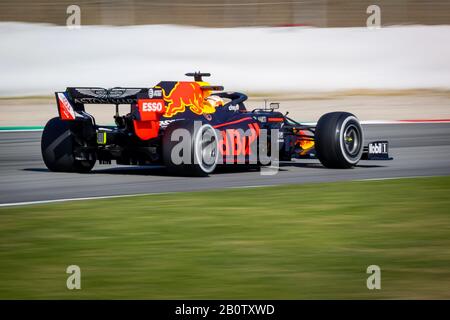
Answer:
[142,101,163,112]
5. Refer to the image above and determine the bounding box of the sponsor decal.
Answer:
[268,117,284,122]
[75,88,142,99]
[58,93,75,120]
[365,141,390,160]
[159,119,179,127]
[73,88,143,104]
[148,87,163,99]
[162,82,218,118]
[141,100,164,112]
[295,129,315,155]
[219,123,260,156]
[75,97,136,104]
[369,142,388,154]
[137,99,165,121]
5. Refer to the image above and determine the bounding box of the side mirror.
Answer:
[269,102,280,110]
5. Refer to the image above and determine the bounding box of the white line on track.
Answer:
[0,192,171,208]
[0,185,281,207]
[354,175,439,182]
[227,184,279,189]
[0,176,442,207]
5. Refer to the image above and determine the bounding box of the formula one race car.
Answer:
[41,72,391,176]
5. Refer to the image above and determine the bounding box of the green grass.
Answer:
[1,176,450,299]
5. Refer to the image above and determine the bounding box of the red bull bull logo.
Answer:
[295,129,315,156]
[162,82,216,118]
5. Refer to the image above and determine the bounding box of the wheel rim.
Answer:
[343,124,360,156]
[195,124,219,173]
[338,116,364,164]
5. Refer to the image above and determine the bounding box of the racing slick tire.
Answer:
[163,120,219,177]
[315,112,364,169]
[41,117,96,173]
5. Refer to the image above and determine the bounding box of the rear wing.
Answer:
[65,87,154,104]
[55,87,166,141]
[55,87,158,121]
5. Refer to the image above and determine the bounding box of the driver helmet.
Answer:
[205,95,224,108]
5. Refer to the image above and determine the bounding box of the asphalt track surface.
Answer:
[1,124,450,205]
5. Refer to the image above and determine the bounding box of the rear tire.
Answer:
[163,120,219,176]
[41,117,96,173]
[315,112,364,168]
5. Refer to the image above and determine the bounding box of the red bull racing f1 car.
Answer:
[41,72,391,176]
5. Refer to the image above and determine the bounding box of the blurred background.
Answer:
[1,0,450,27]
[1,0,450,125]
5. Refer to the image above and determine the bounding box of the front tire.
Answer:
[315,112,364,168]
[41,117,96,173]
